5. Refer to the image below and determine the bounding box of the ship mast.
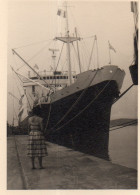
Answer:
[55,2,81,86]
[75,27,82,73]
[65,2,72,85]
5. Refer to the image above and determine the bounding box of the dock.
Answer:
[7,135,137,189]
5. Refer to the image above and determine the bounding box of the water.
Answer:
[109,125,137,170]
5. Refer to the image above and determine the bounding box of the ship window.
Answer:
[32,86,35,93]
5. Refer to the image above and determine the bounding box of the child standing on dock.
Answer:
[27,107,48,169]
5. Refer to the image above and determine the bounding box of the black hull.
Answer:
[34,80,119,160]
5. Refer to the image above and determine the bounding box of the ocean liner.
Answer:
[12,2,125,159]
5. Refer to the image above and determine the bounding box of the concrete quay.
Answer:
[7,135,137,189]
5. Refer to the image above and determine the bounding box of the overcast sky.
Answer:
[7,0,138,125]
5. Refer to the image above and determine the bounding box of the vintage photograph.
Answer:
[7,0,137,190]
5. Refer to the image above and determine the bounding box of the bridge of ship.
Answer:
[22,70,78,105]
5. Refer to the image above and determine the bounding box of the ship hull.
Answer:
[20,66,125,159]
[36,80,119,159]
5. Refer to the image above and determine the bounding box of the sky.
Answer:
[7,0,138,125]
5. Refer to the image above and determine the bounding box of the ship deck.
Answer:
[7,135,137,190]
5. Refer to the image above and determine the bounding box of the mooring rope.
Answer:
[113,84,134,104]
[109,119,137,131]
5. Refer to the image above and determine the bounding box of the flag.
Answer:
[18,107,28,122]
[131,2,134,12]
[131,2,138,13]
[18,95,29,122]
[57,9,61,16]
[57,9,66,18]
[63,11,66,18]
[108,41,116,53]
[34,64,39,70]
